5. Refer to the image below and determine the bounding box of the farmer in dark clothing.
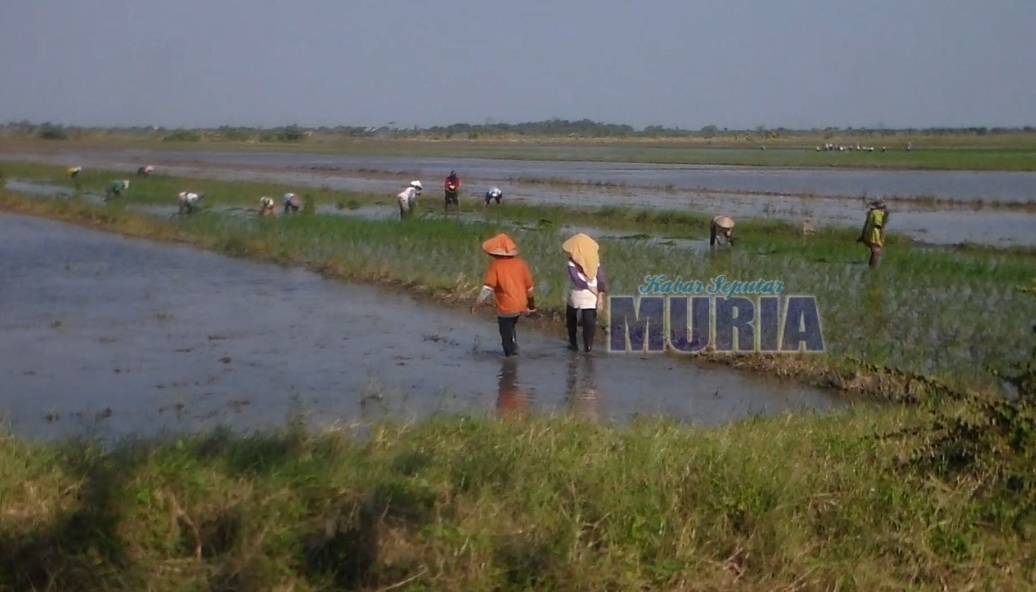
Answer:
[444,170,461,213]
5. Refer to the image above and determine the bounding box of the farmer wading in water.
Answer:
[562,233,608,353]
[470,234,536,357]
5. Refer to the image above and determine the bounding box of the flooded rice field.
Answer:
[7,172,1036,248]
[0,213,846,441]
[6,146,1036,201]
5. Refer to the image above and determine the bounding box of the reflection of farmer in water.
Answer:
[563,233,608,353]
[496,357,529,419]
[470,234,536,357]
[858,198,888,268]
[566,354,600,422]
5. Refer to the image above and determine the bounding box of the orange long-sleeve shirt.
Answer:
[482,256,534,315]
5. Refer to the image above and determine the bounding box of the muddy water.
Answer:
[0,213,846,440]
[5,147,1036,202]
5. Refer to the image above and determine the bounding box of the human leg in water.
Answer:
[580,308,597,352]
[497,315,519,356]
[566,306,597,352]
[566,306,579,351]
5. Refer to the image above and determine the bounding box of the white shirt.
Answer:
[397,187,418,207]
[488,187,502,197]
[567,260,599,309]
[178,192,200,204]
[283,193,296,204]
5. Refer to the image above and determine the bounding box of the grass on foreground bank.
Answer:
[2,183,1034,401]
[3,387,1036,592]
[5,134,1036,171]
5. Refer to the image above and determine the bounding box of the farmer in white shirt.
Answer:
[283,193,303,214]
[397,180,423,219]
[177,191,204,214]
[484,186,503,206]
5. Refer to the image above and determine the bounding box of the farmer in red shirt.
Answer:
[444,170,461,213]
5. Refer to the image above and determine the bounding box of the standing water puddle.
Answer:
[0,212,847,440]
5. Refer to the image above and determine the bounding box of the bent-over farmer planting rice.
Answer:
[397,180,423,219]
[710,215,736,246]
[105,179,129,201]
[177,191,204,214]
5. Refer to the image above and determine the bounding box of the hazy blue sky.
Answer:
[2,0,1034,129]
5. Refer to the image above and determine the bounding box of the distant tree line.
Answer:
[3,118,1034,142]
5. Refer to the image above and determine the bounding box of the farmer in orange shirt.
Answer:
[470,233,536,357]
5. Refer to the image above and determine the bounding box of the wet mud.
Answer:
[0,212,846,440]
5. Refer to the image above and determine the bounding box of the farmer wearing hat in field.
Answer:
[259,196,276,216]
[858,198,889,267]
[562,232,608,353]
[283,192,303,214]
[105,179,130,201]
[397,180,423,219]
[710,215,736,246]
[470,233,536,357]
[177,191,204,214]
[484,186,503,206]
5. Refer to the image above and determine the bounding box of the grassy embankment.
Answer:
[3,162,1035,398]
[5,131,1036,170]
[0,397,1034,591]
[3,164,1036,590]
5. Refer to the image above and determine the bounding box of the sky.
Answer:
[1,0,1034,130]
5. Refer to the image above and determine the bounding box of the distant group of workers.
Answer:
[257,193,303,216]
[70,163,890,270]
[395,170,506,220]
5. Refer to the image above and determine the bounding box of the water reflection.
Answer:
[566,354,601,422]
[496,357,529,419]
